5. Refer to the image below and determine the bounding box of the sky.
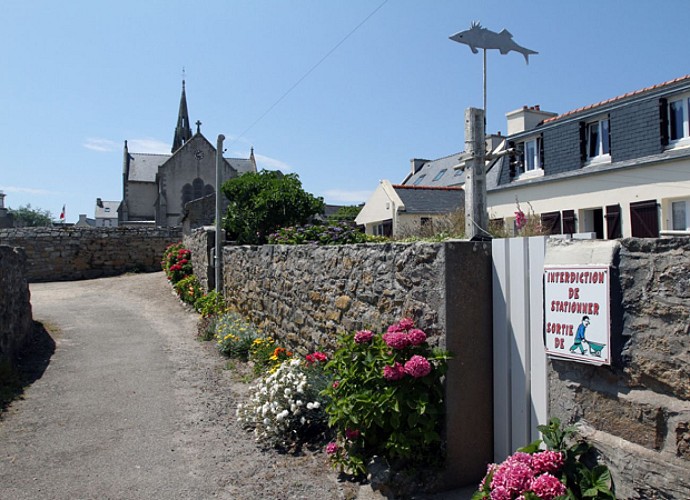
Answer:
[2,0,688,223]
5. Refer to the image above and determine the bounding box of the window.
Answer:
[672,201,688,230]
[104,207,111,213]
[668,96,690,142]
[413,174,426,186]
[432,169,447,181]
[586,118,610,160]
[509,137,543,178]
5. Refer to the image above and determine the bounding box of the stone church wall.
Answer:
[548,238,690,499]
[0,227,182,282]
[0,246,33,364]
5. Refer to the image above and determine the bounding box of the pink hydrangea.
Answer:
[531,450,564,474]
[354,329,374,344]
[398,318,415,330]
[491,460,534,496]
[488,486,511,500]
[383,362,406,381]
[529,473,566,500]
[404,355,432,378]
[325,442,339,455]
[407,328,427,346]
[382,331,410,350]
[386,322,404,334]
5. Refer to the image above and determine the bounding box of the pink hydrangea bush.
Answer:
[323,318,450,475]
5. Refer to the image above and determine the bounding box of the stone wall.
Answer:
[0,246,33,363]
[221,240,495,489]
[548,238,690,499]
[0,227,182,282]
[183,228,216,291]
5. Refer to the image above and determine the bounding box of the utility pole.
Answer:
[215,134,225,294]
[464,107,488,239]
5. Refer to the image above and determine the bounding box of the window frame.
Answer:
[432,169,447,182]
[584,117,611,164]
[667,94,690,145]
[515,136,544,179]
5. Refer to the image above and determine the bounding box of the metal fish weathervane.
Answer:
[449,21,538,64]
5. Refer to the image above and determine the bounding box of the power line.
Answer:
[227,0,389,151]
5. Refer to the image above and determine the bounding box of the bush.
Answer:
[162,243,193,284]
[473,417,615,500]
[322,319,450,475]
[267,222,384,245]
[174,275,203,305]
[215,312,260,360]
[194,290,226,317]
[236,354,330,447]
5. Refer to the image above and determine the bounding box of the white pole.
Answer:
[215,134,225,294]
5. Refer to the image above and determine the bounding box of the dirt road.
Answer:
[0,272,343,499]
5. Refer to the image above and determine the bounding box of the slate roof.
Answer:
[392,185,464,214]
[403,152,466,187]
[128,153,170,182]
[95,200,120,219]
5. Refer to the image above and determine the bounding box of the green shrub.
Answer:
[174,275,203,305]
[215,312,260,360]
[322,319,450,475]
[194,290,226,317]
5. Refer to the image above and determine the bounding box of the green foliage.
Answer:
[8,204,53,227]
[267,222,373,245]
[194,290,226,317]
[214,312,260,360]
[161,243,193,284]
[326,205,362,222]
[322,319,450,476]
[221,170,324,244]
[174,275,203,305]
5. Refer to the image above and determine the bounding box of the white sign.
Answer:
[543,265,611,366]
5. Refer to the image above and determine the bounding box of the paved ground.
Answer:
[0,272,343,499]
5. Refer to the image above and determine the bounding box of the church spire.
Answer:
[172,77,192,153]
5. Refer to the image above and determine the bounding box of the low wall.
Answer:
[548,238,690,499]
[0,227,182,282]
[0,246,33,363]
[221,241,494,489]
[183,227,216,292]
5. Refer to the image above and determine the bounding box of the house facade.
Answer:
[355,180,464,237]
[118,80,257,227]
[487,75,690,238]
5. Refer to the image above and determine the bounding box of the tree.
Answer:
[221,171,324,244]
[8,204,54,227]
[327,204,363,223]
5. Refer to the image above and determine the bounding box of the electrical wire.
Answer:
[227,0,389,151]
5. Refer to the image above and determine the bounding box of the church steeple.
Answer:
[172,78,192,153]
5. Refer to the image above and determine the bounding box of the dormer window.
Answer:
[432,169,447,181]
[523,138,541,172]
[668,95,690,142]
[586,118,610,159]
[413,174,427,186]
[509,136,543,179]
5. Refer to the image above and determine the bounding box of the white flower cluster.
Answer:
[236,358,325,446]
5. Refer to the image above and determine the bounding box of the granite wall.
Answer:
[548,238,690,499]
[0,246,33,363]
[0,227,182,282]
[220,240,495,489]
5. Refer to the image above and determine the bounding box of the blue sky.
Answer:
[2,0,688,222]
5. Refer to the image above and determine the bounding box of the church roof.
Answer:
[228,158,255,175]
[128,153,171,182]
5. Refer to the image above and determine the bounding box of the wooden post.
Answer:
[465,107,488,239]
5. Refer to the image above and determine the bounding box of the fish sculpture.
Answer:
[449,22,538,64]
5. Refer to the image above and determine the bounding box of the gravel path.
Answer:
[0,272,353,499]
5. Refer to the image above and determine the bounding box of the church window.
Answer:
[182,183,193,206]
[193,178,205,199]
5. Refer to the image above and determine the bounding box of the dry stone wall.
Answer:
[0,246,33,363]
[0,227,182,282]
[548,238,690,499]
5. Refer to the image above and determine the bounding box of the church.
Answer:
[118,80,257,227]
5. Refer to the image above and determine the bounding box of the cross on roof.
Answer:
[196,120,201,133]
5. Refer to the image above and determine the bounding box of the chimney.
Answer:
[410,158,428,175]
[506,105,557,135]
